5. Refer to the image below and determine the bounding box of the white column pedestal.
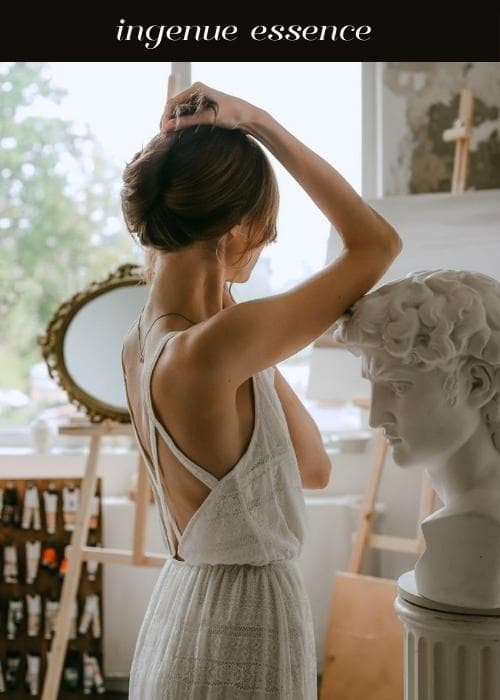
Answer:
[395,571,500,700]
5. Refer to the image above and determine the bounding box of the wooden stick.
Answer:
[167,72,181,99]
[457,88,474,193]
[415,470,437,553]
[443,125,467,142]
[42,431,103,700]
[348,431,388,573]
[442,87,474,194]
[132,456,151,566]
[66,544,168,567]
[367,533,425,554]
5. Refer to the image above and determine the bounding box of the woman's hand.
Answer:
[159,81,259,134]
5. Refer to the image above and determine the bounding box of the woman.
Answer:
[120,82,402,698]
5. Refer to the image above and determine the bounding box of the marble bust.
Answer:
[333,270,500,609]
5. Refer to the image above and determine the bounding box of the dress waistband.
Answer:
[167,556,300,570]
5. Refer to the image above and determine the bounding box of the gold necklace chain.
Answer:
[137,310,197,363]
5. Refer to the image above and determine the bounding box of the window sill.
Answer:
[0,426,136,452]
[0,445,136,456]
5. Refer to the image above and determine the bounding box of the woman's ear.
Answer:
[230,222,250,239]
[465,360,496,408]
[223,224,244,247]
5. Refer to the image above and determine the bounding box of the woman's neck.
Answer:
[145,248,226,322]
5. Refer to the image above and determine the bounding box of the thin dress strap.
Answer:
[121,336,179,557]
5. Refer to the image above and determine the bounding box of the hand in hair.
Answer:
[159,81,259,134]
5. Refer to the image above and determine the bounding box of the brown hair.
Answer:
[121,125,279,285]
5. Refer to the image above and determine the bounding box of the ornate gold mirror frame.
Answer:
[38,263,148,424]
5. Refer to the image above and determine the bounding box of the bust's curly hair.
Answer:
[334,270,500,451]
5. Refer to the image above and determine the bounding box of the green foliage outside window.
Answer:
[0,62,138,426]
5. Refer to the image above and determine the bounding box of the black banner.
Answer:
[2,8,500,60]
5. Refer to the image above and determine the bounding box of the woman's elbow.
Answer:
[317,460,332,489]
[367,205,403,258]
[376,224,403,260]
[388,227,403,257]
[348,225,402,275]
[301,455,332,490]
[367,226,403,284]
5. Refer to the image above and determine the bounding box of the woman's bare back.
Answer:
[122,323,256,560]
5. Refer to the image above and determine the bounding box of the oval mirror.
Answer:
[38,263,148,423]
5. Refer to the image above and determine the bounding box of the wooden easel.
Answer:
[442,87,475,193]
[41,421,167,700]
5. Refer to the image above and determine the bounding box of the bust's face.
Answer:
[361,348,480,468]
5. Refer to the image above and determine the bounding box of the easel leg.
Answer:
[415,470,437,554]
[348,431,388,574]
[41,434,102,700]
[132,455,151,566]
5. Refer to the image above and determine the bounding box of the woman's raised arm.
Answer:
[162,83,402,384]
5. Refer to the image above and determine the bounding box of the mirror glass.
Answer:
[64,285,148,412]
[40,264,148,423]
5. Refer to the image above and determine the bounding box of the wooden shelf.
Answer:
[0,477,104,697]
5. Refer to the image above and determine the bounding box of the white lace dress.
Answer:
[122,331,318,698]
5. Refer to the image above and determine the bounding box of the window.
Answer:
[192,62,361,294]
[0,62,171,436]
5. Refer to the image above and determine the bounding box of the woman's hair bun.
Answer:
[121,133,176,248]
[121,124,279,256]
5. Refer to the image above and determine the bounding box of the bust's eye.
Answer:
[390,381,412,396]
